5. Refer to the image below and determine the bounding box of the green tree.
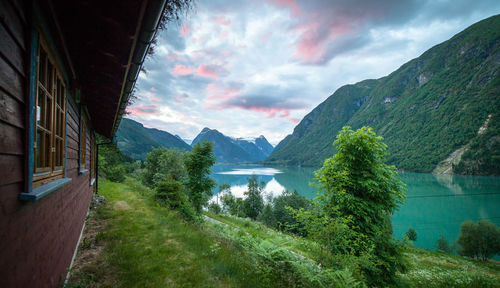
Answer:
[184,141,216,213]
[314,126,406,286]
[457,220,500,260]
[273,189,310,234]
[405,228,417,241]
[436,235,452,253]
[142,147,186,188]
[243,175,265,220]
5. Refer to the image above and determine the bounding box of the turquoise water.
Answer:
[210,164,500,254]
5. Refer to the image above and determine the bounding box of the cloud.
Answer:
[126,0,500,144]
[172,64,229,80]
[180,24,192,37]
[214,15,231,26]
[173,64,196,75]
[126,104,160,116]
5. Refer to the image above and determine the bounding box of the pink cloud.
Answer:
[179,24,192,37]
[287,117,300,124]
[167,54,186,62]
[258,32,272,42]
[126,104,160,116]
[172,64,228,80]
[150,87,157,92]
[172,65,196,75]
[197,65,219,79]
[267,0,301,18]
[139,92,162,102]
[214,16,231,26]
[205,83,242,102]
[219,31,228,40]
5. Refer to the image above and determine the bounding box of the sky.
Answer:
[126,0,500,145]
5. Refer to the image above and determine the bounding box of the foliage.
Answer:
[243,175,265,220]
[220,188,246,217]
[97,135,135,182]
[299,126,406,286]
[184,141,217,213]
[155,179,195,221]
[141,147,186,188]
[272,189,311,234]
[266,15,500,176]
[208,202,222,214]
[258,204,276,227]
[436,235,453,254]
[406,228,418,241]
[456,220,500,260]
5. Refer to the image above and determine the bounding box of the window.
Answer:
[80,116,87,170]
[33,38,66,187]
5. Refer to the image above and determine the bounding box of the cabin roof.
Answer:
[48,0,165,138]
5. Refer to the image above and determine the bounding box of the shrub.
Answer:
[436,235,452,253]
[155,179,195,221]
[208,202,222,214]
[405,228,417,241]
[457,220,500,260]
[142,147,186,188]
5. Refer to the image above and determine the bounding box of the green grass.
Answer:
[206,212,500,288]
[69,180,500,287]
[70,179,269,288]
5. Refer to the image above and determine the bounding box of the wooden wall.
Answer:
[0,1,94,287]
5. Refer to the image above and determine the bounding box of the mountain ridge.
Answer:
[266,15,500,175]
[116,118,192,160]
[192,127,274,163]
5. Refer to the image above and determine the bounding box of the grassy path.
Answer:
[68,180,267,288]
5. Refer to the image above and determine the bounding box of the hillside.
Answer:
[116,118,191,160]
[192,128,273,163]
[267,15,500,175]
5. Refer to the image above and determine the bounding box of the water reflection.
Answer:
[210,164,500,257]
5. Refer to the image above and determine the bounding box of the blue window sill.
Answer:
[90,178,96,187]
[79,169,89,175]
[20,178,72,201]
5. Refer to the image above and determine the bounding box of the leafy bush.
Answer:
[272,189,311,234]
[456,220,500,260]
[405,228,418,241]
[142,147,186,188]
[436,235,452,253]
[155,179,195,221]
[97,136,134,182]
[207,202,222,214]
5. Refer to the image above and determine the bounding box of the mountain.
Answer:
[192,128,274,163]
[175,134,192,145]
[116,118,191,160]
[267,15,500,175]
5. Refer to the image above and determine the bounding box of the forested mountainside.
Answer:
[192,128,273,163]
[266,15,500,175]
[116,118,191,160]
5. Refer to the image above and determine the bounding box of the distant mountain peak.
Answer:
[192,129,274,163]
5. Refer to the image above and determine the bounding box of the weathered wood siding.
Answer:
[0,1,94,287]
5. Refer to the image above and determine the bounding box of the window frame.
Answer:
[32,34,66,187]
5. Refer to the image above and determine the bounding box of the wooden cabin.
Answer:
[0,0,166,286]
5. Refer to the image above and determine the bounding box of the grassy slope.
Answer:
[206,213,500,288]
[68,180,500,287]
[68,180,267,288]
